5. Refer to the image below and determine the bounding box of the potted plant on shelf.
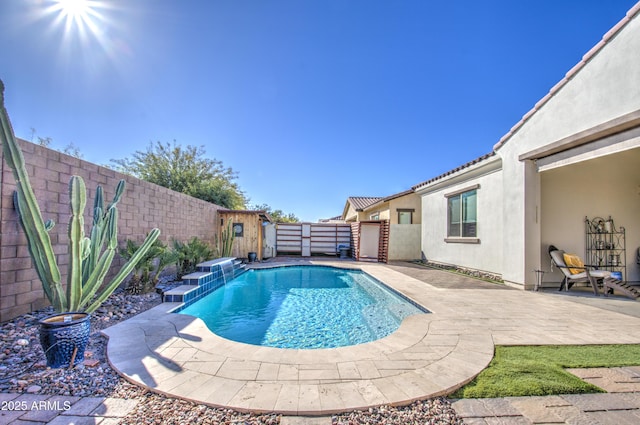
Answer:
[0,80,160,368]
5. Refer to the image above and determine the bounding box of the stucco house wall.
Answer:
[365,206,390,220]
[363,193,422,225]
[495,6,640,286]
[418,156,503,274]
[390,195,422,225]
[413,4,640,287]
[389,224,421,260]
[343,202,372,222]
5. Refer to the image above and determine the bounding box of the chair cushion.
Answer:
[550,249,566,266]
[563,253,585,274]
[590,270,612,278]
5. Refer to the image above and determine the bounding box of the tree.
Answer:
[111,141,246,209]
[250,203,300,223]
[31,128,84,159]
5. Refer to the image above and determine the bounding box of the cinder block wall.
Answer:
[0,139,223,322]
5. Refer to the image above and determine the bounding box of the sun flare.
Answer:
[40,0,129,70]
[48,0,103,38]
[56,0,92,19]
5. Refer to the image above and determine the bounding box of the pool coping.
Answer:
[103,260,640,415]
[102,261,494,415]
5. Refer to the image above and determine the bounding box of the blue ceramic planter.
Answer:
[38,312,91,368]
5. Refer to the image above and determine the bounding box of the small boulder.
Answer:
[26,385,42,394]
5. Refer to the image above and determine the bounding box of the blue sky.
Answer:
[1,0,637,222]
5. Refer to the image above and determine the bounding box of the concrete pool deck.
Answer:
[102,260,640,415]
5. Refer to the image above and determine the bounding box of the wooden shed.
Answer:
[218,210,272,261]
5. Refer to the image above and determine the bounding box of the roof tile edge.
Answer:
[492,2,640,152]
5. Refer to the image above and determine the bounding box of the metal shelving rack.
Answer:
[585,216,626,281]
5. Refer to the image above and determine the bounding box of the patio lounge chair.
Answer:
[548,245,611,295]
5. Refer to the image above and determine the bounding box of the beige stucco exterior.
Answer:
[415,3,640,287]
[342,192,423,260]
[362,192,422,225]
[388,224,422,260]
[343,203,370,222]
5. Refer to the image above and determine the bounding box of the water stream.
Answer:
[220,258,235,283]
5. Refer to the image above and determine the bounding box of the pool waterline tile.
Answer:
[177,264,427,349]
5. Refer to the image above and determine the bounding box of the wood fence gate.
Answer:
[276,223,351,256]
[350,220,389,263]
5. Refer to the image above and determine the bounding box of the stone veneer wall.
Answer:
[0,139,224,322]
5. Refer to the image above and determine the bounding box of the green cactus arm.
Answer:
[12,190,61,287]
[78,204,118,308]
[84,185,103,282]
[81,237,91,260]
[84,182,122,282]
[15,192,67,310]
[84,228,161,313]
[83,215,103,282]
[93,186,103,226]
[13,191,65,311]
[67,176,87,311]
[106,206,118,249]
[78,249,116,310]
[106,180,125,210]
[1,83,62,301]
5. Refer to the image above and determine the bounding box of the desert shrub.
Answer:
[172,237,216,279]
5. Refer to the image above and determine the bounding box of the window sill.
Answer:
[445,237,480,244]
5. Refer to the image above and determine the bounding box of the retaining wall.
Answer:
[0,139,223,322]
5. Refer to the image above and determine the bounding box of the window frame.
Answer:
[397,208,414,224]
[444,185,480,244]
[232,222,244,238]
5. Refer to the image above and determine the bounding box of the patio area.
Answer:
[102,260,640,415]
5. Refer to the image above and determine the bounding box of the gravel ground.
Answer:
[0,288,464,424]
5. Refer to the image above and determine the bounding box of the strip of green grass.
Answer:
[451,344,640,398]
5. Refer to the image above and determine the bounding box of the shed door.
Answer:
[359,223,380,260]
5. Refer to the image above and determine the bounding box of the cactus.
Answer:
[219,221,235,257]
[1,79,160,313]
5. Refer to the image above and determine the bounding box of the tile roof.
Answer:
[347,196,384,211]
[364,189,415,210]
[411,152,496,191]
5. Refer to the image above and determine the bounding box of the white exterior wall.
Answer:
[496,11,640,286]
[419,159,503,275]
[389,224,421,260]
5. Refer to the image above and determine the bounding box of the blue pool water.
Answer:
[178,266,426,349]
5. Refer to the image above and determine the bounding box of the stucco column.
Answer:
[523,159,541,290]
[501,155,541,288]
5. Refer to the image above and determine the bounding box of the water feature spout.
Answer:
[220,258,234,284]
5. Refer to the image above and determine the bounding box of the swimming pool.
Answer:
[178,265,426,349]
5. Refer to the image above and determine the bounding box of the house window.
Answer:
[233,222,244,237]
[397,209,414,224]
[447,188,477,238]
[370,213,380,220]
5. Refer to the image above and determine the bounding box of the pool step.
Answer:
[360,302,422,338]
[162,257,248,304]
[163,285,199,303]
